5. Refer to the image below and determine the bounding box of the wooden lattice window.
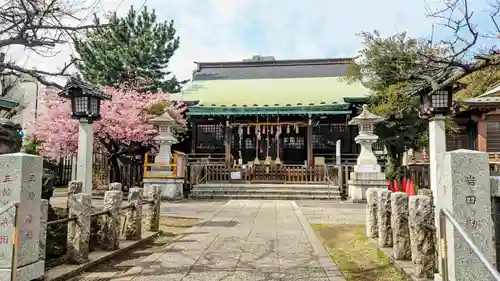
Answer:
[196,124,224,149]
[313,124,346,149]
[312,134,329,149]
[283,136,304,149]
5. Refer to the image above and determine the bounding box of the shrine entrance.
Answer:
[234,121,308,165]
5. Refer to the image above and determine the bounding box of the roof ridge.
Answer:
[194,57,356,69]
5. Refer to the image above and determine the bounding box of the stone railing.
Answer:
[366,187,436,280]
[42,181,162,267]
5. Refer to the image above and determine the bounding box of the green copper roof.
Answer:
[177,77,371,116]
[0,98,19,109]
[179,77,371,106]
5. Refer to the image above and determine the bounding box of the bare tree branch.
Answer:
[410,0,500,94]
[0,0,101,89]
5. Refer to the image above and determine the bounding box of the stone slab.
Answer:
[0,153,42,270]
[143,179,184,200]
[97,200,346,281]
[436,149,495,281]
[0,260,44,281]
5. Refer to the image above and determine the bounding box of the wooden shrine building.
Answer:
[176,55,373,166]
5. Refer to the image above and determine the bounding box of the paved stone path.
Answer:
[88,200,346,281]
[297,201,366,224]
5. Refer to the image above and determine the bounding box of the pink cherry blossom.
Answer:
[30,87,187,159]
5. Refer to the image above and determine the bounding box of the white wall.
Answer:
[4,76,46,133]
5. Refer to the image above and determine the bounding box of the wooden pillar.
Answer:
[225,118,232,166]
[307,117,313,167]
[190,120,197,154]
[477,114,487,152]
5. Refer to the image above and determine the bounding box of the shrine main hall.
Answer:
[174,55,374,166]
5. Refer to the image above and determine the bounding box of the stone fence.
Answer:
[366,187,436,279]
[42,181,162,266]
[368,178,500,281]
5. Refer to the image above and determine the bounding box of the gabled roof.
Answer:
[477,82,500,98]
[0,98,19,109]
[193,57,354,81]
[181,76,370,106]
[59,77,112,100]
[462,97,500,107]
[176,56,371,116]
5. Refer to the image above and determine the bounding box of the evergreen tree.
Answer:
[344,31,456,180]
[74,6,184,93]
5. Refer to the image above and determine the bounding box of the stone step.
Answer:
[196,183,339,190]
[194,186,340,192]
[191,188,341,195]
[191,193,342,200]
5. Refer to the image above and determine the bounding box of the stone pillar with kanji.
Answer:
[0,153,45,281]
[436,150,495,281]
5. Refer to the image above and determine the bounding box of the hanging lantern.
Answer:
[286,125,290,134]
[246,125,250,135]
[295,124,299,134]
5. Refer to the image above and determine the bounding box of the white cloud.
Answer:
[4,0,440,85]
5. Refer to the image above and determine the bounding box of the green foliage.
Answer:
[369,83,427,156]
[345,31,448,180]
[74,6,184,93]
[455,66,500,101]
[23,137,40,155]
[343,31,439,92]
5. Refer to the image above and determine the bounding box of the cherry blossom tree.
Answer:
[30,87,187,182]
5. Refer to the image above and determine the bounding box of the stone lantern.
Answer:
[143,111,183,200]
[347,104,387,202]
[348,104,384,170]
[149,112,178,165]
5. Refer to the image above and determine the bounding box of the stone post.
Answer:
[417,188,432,197]
[0,153,45,281]
[378,189,392,247]
[146,185,161,232]
[101,190,123,250]
[124,187,143,240]
[76,121,94,194]
[68,180,83,194]
[409,195,435,279]
[39,199,48,261]
[366,188,379,238]
[391,192,411,260]
[67,180,83,211]
[67,193,91,264]
[109,182,122,191]
[436,150,495,281]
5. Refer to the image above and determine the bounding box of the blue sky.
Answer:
[7,0,497,84]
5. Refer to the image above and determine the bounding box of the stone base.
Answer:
[354,164,381,173]
[143,178,184,200]
[348,182,387,201]
[351,198,367,203]
[348,170,387,201]
[0,260,44,281]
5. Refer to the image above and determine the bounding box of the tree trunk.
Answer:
[109,156,121,184]
[386,148,403,180]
